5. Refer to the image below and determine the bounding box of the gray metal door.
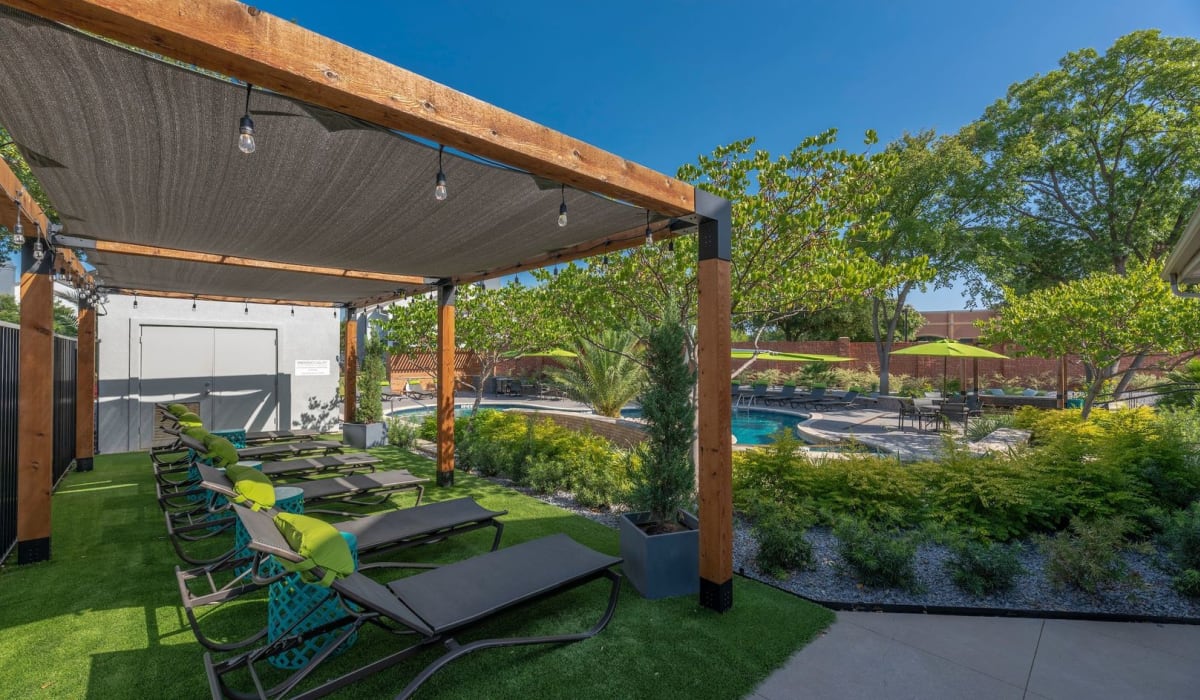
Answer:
[212,327,278,433]
[138,325,279,448]
[139,325,214,448]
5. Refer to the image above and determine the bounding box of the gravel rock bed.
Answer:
[479,468,1200,621]
[733,519,1200,620]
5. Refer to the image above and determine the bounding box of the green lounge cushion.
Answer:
[273,512,355,586]
[201,434,240,468]
[183,426,210,443]
[224,463,276,510]
[167,403,189,418]
[178,411,203,428]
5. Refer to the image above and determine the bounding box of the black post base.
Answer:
[436,470,454,487]
[17,537,50,564]
[699,576,733,612]
[75,456,94,472]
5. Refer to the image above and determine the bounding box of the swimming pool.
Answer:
[619,407,807,446]
[391,403,808,447]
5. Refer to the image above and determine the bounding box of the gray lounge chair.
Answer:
[163,465,431,564]
[176,465,507,652]
[791,386,825,408]
[204,505,621,700]
[403,379,435,400]
[171,428,343,461]
[814,390,859,410]
[242,428,321,444]
[764,385,797,405]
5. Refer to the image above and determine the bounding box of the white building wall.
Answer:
[97,295,342,453]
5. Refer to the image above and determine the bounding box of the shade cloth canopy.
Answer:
[0,7,653,305]
[731,349,853,363]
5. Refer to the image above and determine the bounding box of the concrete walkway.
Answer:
[750,611,1200,699]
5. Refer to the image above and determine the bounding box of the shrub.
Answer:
[354,339,387,423]
[418,413,437,442]
[834,519,920,591]
[1157,501,1200,571]
[1172,569,1200,597]
[1041,517,1130,594]
[525,436,631,508]
[385,417,417,449]
[946,540,1024,597]
[964,412,1016,442]
[753,511,814,578]
[626,321,695,523]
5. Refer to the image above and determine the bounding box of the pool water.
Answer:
[620,407,806,446]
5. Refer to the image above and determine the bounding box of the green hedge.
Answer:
[734,407,1200,542]
[421,409,632,509]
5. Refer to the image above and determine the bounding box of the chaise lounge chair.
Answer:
[812,390,860,410]
[403,379,435,400]
[204,505,621,700]
[176,465,507,651]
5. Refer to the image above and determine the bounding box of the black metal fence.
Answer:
[0,323,18,563]
[0,323,77,562]
[53,335,77,486]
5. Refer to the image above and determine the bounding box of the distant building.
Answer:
[0,260,15,297]
[914,310,995,341]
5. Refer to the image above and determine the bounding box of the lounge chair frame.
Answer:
[205,506,620,700]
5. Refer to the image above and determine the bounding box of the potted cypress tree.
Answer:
[343,339,388,448]
[619,320,699,599]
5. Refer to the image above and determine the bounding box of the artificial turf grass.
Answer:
[0,447,833,699]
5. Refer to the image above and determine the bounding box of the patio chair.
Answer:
[156,452,386,509]
[170,426,344,461]
[764,384,797,406]
[747,383,769,406]
[163,465,434,565]
[403,379,435,400]
[175,465,507,652]
[790,386,825,408]
[813,390,859,410]
[204,505,621,700]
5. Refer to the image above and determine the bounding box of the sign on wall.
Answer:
[294,359,331,376]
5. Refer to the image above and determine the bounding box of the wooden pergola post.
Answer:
[74,303,96,472]
[1059,356,1068,410]
[343,310,357,425]
[695,191,733,612]
[16,242,55,563]
[436,283,456,486]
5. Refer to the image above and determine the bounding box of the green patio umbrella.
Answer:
[890,339,1008,395]
[731,349,853,363]
[501,348,578,359]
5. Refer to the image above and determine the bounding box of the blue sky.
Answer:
[215,2,1200,307]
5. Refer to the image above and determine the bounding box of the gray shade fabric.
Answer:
[87,250,418,304]
[0,8,650,298]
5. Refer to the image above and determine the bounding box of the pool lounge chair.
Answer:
[814,390,860,410]
[176,465,507,652]
[163,465,433,565]
[170,427,344,461]
[764,385,797,405]
[790,386,826,408]
[403,379,435,400]
[204,505,621,700]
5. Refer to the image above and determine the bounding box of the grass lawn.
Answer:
[0,447,832,699]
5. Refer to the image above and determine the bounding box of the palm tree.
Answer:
[548,329,644,417]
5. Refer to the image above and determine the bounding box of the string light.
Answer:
[434,145,447,201]
[12,189,23,245]
[32,224,44,261]
[192,297,197,311]
[667,239,675,253]
[290,306,295,316]
[238,82,256,154]
[244,300,249,314]
[557,184,568,227]
[132,293,138,309]
[644,210,653,245]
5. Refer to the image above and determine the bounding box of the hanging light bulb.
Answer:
[238,82,256,154]
[434,145,448,201]
[290,306,295,316]
[602,254,609,266]
[558,184,568,227]
[12,218,23,246]
[644,210,654,245]
[244,300,249,314]
[32,237,44,261]
[667,239,675,253]
[192,297,197,311]
[133,294,138,309]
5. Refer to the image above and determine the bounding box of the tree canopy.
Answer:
[965,30,1200,298]
[979,261,1200,417]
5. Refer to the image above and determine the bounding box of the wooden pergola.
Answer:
[1,0,734,611]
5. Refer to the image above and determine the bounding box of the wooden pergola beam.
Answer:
[54,235,429,286]
[104,287,339,308]
[3,0,696,217]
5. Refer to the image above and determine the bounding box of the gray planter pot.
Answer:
[618,510,699,600]
[343,421,387,449]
